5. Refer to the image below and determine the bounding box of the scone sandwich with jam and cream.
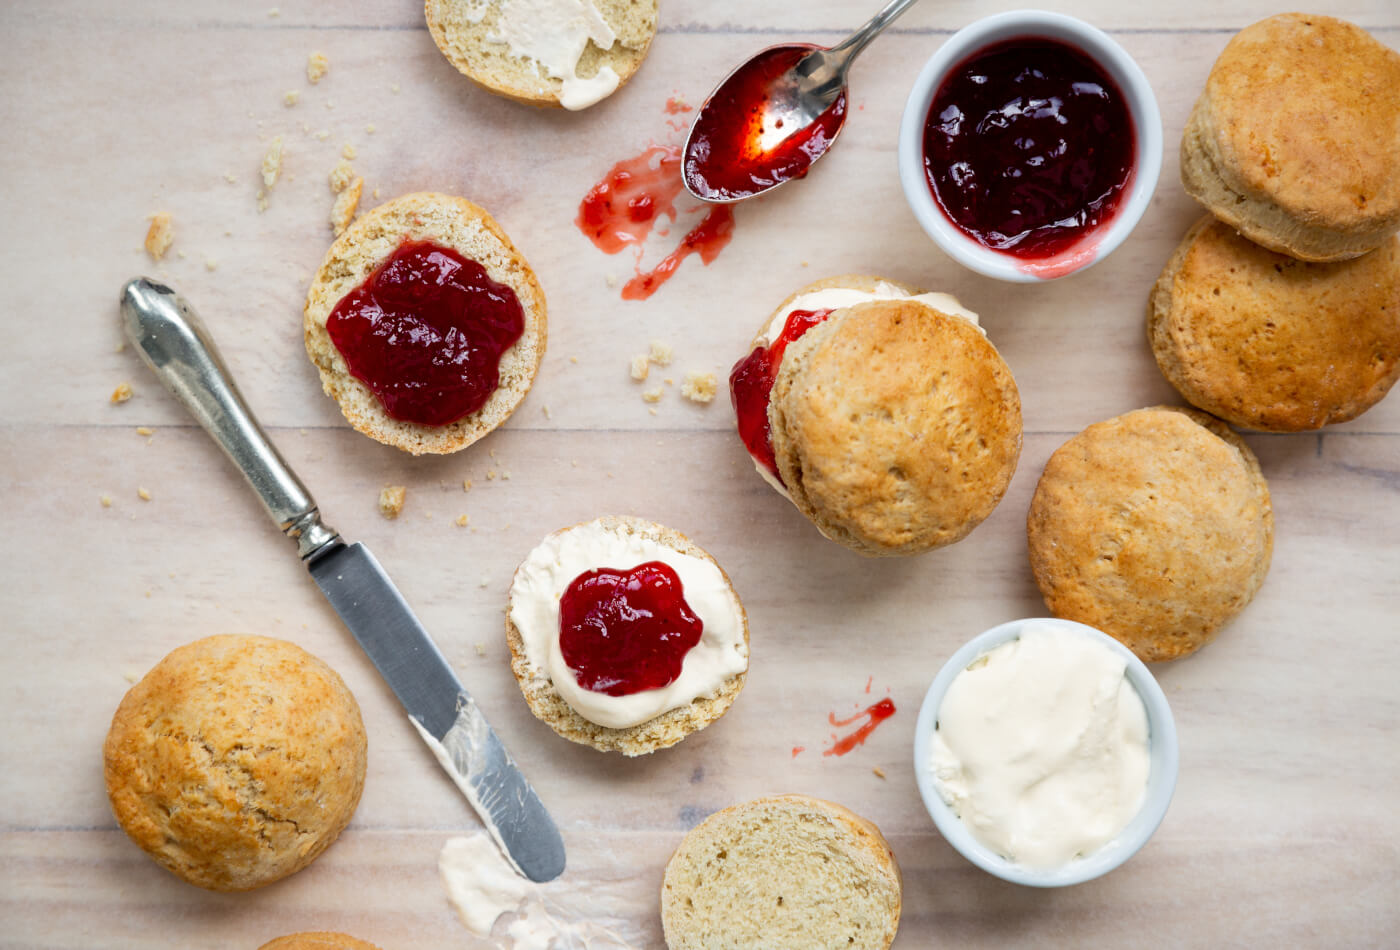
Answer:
[425,0,658,111]
[506,516,748,756]
[730,275,1022,557]
[304,192,546,456]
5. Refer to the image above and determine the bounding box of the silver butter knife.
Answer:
[120,277,566,882]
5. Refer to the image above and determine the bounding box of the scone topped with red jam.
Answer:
[506,516,749,756]
[304,192,546,455]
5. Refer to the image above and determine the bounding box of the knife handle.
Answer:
[120,277,340,561]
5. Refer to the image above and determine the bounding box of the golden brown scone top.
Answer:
[1027,407,1273,662]
[771,299,1021,556]
[1150,218,1400,431]
[258,934,382,950]
[103,635,367,891]
[1201,14,1400,245]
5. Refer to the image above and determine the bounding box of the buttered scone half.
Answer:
[1150,218,1400,431]
[1181,13,1400,261]
[661,795,902,950]
[103,635,367,891]
[304,192,546,455]
[425,0,658,110]
[1027,407,1274,662]
[506,516,749,756]
[729,275,1022,556]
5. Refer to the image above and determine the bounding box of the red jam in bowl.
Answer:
[922,38,1135,259]
[684,44,848,202]
[729,307,832,481]
[559,561,704,696]
[325,240,525,427]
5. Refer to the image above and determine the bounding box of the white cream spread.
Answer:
[484,0,622,110]
[930,621,1150,870]
[439,833,530,935]
[750,281,983,495]
[509,521,748,730]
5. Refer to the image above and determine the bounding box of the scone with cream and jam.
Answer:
[506,516,748,756]
[425,0,658,111]
[730,275,1022,556]
[304,192,546,455]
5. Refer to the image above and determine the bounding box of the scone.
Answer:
[1180,13,1400,261]
[506,516,748,756]
[425,0,658,110]
[730,275,1021,556]
[304,192,546,455]
[1150,217,1400,431]
[1026,407,1273,662]
[258,935,382,950]
[661,795,902,950]
[103,635,367,891]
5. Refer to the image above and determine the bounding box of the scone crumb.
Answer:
[331,177,363,235]
[642,386,664,403]
[541,404,552,419]
[121,667,143,683]
[664,377,675,386]
[137,487,152,501]
[315,129,330,141]
[328,158,356,193]
[261,136,284,189]
[569,355,579,364]
[372,187,381,199]
[681,372,717,404]
[501,471,512,480]
[136,426,154,436]
[256,189,268,213]
[455,514,470,527]
[390,82,401,94]
[648,340,674,366]
[378,484,406,519]
[204,257,218,272]
[486,470,497,480]
[223,171,239,184]
[474,643,487,657]
[110,382,134,404]
[341,143,357,160]
[268,7,280,17]
[479,577,490,588]
[365,123,377,134]
[462,479,472,492]
[307,51,329,84]
[872,766,887,780]
[605,273,619,288]
[100,494,113,508]
[629,354,650,381]
[144,212,173,260]
[648,407,659,416]
[283,90,299,107]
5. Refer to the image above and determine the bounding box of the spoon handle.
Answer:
[830,0,922,66]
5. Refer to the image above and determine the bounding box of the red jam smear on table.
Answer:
[824,698,896,757]
[558,561,705,696]
[576,144,736,301]
[684,44,848,202]
[922,38,1135,260]
[729,307,833,481]
[324,240,524,427]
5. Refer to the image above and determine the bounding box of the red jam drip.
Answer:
[576,144,736,301]
[922,38,1135,259]
[684,44,848,201]
[729,307,832,480]
[324,241,524,427]
[558,561,704,696]
[824,698,896,757]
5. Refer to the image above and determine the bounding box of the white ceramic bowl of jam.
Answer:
[898,11,1162,281]
[913,617,1178,887]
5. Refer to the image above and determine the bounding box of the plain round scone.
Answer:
[769,297,1022,556]
[1150,217,1400,431]
[1180,13,1400,261]
[103,635,368,891]
[425,0,658,108]
[1027,407,1273,662]
[661,795,902,950]
[506,515,748,756]
[258,934,382,950]
[304,192,546,455]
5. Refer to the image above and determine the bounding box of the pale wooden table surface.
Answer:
[3,1,1398,947]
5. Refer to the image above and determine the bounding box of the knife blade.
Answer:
[119,276,566,882]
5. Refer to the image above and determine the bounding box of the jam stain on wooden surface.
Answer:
[824,697,896,757]
[576,135,736,301]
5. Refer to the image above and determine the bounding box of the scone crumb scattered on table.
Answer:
[378,484,406,519]
[143,212,173,260]
[110,382,134,404]
[680,372,716,404]
[307,51,329,84]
